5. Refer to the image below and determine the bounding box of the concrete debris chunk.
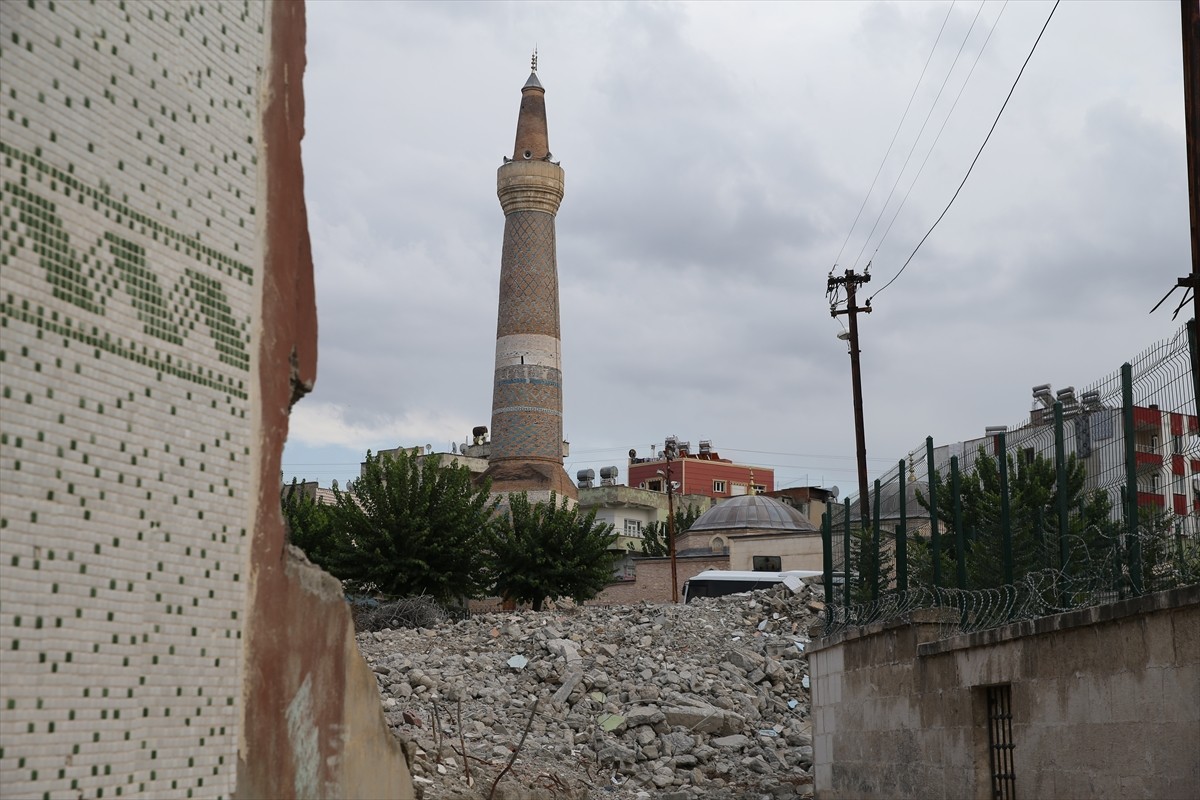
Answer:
[662,704,725,733]
[551,670,583,704]
[782,575,804,593]
[546,637,582,665]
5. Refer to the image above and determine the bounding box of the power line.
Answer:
[869,1,1010,264]
[851,0,987,273]
[830,1,956,270]
[870,0,1061,303]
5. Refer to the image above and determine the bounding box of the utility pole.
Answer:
[1182,1,1199,318]
[1155,1,1200,415]
[1182,0,1200,415]
[828,269,873,528]
[657,439,679,602]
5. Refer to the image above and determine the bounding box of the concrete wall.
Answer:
[728,532,824,572]
[0,3,411,797]
[808,586,1200,800]
[590,554,729,605]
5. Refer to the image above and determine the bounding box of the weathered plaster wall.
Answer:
[808,586,1200,800]
[727,532,824,572]
[0,2,411,797]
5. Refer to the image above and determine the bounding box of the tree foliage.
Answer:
[912,448,1114,589]
[282,453,627,612]
[641,504,704,558]
[849,526,895,605]
[281,479,339,567]
[316,449,499,603]
[488,492,618,611]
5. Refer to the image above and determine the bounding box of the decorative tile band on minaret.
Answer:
[481,61,577,501]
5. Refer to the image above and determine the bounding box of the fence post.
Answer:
[843,498,852,608]
[998,431,1013,586]
[1054,401,1070,606]
[951,455,966,589]
[1190,319,1199,421]
[896,460,907,591]
[1121,362,1143,595]
[871,479,882,602]
[926,436,941,589]
[821,508,833,604]
[1117,487,1129,599]
[1035,507,1045,569]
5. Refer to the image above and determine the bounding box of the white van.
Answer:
[682,569,822,603]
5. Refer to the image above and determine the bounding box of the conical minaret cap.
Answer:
[512,62,551,161]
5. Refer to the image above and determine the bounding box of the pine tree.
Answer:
[913,447,1114,590]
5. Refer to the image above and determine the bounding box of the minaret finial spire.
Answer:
[531,47,538,73]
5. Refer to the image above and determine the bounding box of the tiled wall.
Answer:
[1,2,264,797]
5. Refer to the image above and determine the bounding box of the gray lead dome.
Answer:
[687,495,816,533]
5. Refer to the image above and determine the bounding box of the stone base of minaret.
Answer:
[480,459,578,505]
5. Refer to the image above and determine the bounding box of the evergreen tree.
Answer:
[913,447,1114,590]
[849,525,895,605]
[322,449,500,604]
[489,492,618,610]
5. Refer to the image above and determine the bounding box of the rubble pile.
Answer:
[357,580,828,799]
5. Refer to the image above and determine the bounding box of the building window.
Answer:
[752,555,781,572]
[753,484,766,494]
[713,480,726,494]
[985,684,1016,800]
[624,519,642,537]
[646,479,663,492]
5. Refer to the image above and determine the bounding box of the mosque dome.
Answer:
[687,494,817,534]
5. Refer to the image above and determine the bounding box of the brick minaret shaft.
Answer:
[482,64,577,501]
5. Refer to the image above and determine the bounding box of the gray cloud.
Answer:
[284,0,1191,491]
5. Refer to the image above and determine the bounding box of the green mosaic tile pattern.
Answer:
[0,2,266,798]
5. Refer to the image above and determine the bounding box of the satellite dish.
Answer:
[424,444,432,454]
[830,485,840,500]
[628,448,637,459]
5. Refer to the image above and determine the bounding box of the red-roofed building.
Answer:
[626,437,773,500]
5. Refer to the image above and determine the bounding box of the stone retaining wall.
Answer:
[808,586,1200,800]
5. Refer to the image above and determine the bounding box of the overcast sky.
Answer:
[282,0,1191,496]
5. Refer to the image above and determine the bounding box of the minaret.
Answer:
[481,55,577,502]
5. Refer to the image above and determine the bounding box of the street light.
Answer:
[656,438,679,602]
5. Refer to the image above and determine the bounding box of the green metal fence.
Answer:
[820,322,1200,638]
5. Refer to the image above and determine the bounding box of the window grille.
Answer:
[986,684,1016,800]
